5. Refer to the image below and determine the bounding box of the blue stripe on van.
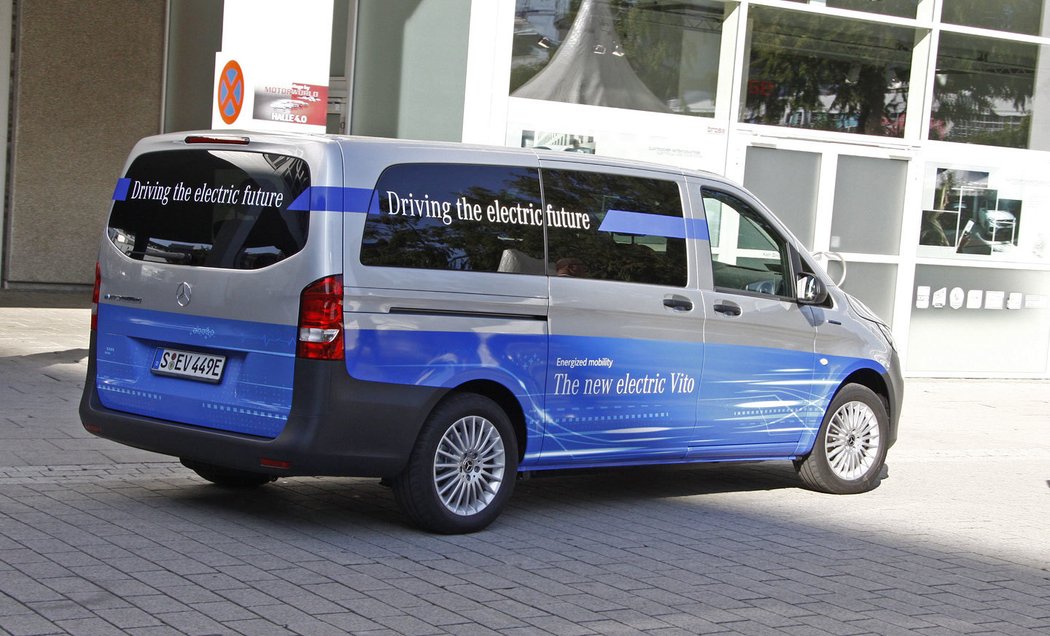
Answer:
[287,186,374,213]
[686,218,710,241]
[599,210,709,240]
[113,178,132,201]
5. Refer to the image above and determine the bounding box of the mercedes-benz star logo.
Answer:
[176,282,192,307]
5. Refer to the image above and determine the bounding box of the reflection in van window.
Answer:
[108,151,310,270]
[543,169,687,287]
[703,189,791,297]
[361,164,545,273]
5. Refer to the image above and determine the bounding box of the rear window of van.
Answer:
[107,150,310,270]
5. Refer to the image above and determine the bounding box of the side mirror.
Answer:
[796,274,828,305]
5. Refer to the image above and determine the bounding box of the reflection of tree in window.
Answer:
[932,33,1040,149]
[941,0,1044,36]
[784,0,919,19]
[743,7,913,137]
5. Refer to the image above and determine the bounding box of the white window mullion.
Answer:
[811,149,837,256]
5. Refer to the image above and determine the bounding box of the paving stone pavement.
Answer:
[1,290,1048,635]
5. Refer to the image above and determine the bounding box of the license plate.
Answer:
[151,348,226,383]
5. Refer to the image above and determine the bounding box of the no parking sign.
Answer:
[216,60,245,125]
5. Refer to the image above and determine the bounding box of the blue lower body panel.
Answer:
[340,328,882,469]
[95,304,296,438]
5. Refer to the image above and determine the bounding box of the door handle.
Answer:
[713,301,742,316]
[663,295,693,311]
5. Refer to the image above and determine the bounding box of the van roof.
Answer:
[149,130,730,186]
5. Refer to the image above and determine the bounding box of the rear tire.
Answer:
[797,384,888,494]
[393,394,518,534]
[181,459,276,488]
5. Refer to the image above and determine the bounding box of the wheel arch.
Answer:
[448,379,528,463]
[795,366,894,460]
[838,367,891,420]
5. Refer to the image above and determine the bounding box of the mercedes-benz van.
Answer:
[81,131,903,533]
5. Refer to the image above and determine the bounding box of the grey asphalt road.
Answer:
[1,291,1048,635]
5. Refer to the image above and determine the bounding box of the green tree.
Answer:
[931,31,1038,149]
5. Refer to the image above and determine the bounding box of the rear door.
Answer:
[688,180,820,457]
[95,135,339,439]
[537,160,704,466]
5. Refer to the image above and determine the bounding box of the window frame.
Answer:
[701,187,800,301]
[539,164,690,288]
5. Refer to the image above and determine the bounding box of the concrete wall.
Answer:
[164,0,223,133]
[6,0,165,286]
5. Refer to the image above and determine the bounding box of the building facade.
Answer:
[2,0,1049,377]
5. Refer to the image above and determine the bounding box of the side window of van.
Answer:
[543,169,687,287]
[361,164,546,274]
[702,190,792,298]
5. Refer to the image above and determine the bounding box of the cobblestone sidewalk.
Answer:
[1,293,1048,635]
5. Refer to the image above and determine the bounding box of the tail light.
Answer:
[297,275,344,360]
[91,262,101,331]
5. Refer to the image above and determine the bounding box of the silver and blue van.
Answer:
[81,131,903,533]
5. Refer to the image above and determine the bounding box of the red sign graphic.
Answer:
[217,60,245,125]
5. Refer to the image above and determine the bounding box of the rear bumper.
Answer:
[79,332,443,478]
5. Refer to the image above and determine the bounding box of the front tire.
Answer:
[797,384,888,494]
[393,394,518,534]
